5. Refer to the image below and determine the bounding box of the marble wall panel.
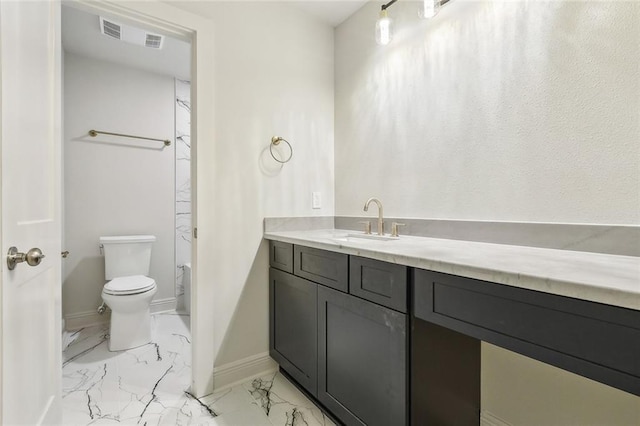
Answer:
[175,79,191,298]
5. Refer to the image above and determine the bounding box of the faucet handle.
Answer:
[391,222,405,237]
[358,221,372,235]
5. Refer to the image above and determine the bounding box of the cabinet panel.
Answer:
[294,245,348,292]
[414,269,640,396]
[318,285,407,426]
[411,319,480,426]
[350,256,407,312]
[270,268,317,396]
[269,241,293,273]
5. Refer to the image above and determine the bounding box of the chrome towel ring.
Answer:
[270,136,293,163]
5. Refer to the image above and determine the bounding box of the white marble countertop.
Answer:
[264,229,640,311]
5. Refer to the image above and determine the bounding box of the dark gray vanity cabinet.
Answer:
[269,238,640,426]
[269,267,318,396]
[318,285,407,426]
[411,268,640,426]
[269,241,409,425]
[414,268,640,397]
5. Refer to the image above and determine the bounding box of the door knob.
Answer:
[7,247,46,270]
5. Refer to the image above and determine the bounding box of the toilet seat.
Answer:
[104,275,156,296]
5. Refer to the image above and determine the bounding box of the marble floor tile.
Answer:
[205,404,272,426]
[63,312,331,426]
[245,373,337,426]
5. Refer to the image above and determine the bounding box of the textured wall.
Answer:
[335,0,639,224]
[335,0,640,423]
[63,53,176,320]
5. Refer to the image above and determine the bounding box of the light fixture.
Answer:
[375,0,452,45]
[375,0,397,45]
[419,0,441,19]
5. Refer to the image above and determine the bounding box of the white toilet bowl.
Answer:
[102,275,157,351]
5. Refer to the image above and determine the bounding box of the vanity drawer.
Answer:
[269,241,293,273]
[294,245,348,292]
[350,256,407,313]
[414,269,640,396]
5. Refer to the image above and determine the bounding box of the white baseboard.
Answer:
[481,410,513,426]
[64,297,176,330]
[212,352,278,393]
[150,297,176,314]
[64,309,110,331]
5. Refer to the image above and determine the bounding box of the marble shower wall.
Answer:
[175,79,191,298]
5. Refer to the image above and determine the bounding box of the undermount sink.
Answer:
[331,233,399,243]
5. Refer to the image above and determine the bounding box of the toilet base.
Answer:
[108,308,153,351]
[102,285,156,352]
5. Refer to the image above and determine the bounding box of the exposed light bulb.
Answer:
[420,0,441,19]
[375,10,393,45]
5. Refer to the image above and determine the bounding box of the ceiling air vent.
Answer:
[98,16,165,50]
[145,33,164,49]
[100,17,121,40]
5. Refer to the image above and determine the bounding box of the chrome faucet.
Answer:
[363,197,384,235]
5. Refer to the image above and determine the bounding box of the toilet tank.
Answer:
[100,235,156,280]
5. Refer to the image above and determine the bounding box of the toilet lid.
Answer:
[104,275,156,295]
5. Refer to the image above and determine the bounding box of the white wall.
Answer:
[482,344,640,426]
[63,52,176,320]
[335,0,639,224]
[335,0,639,423]
[168,1,335,373]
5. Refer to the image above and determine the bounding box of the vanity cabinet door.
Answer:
[318,286,407,426]
[269,268,317,396]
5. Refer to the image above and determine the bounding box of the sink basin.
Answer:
[348,233,398,241]
[331,233,399,243]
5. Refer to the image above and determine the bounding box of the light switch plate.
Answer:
[312,191,321,209]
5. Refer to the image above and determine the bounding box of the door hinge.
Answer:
[193,227,198,239]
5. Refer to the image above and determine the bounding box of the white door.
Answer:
[0,0,62,424]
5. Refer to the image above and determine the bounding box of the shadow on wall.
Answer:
[214,239,271,378]
[62,256,105,317]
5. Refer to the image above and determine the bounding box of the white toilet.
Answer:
[100,235,157,351]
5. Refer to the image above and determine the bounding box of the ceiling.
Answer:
[62,5,191,80]
[61,1,368,80]
[287,1,369,27]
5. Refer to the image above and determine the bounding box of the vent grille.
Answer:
[101,18,121,40]
[98,16,164,50]
[145,34,163,49]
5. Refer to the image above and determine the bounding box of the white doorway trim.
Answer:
[65,0,216,397]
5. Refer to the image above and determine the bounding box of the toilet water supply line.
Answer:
[97,241,106,314]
